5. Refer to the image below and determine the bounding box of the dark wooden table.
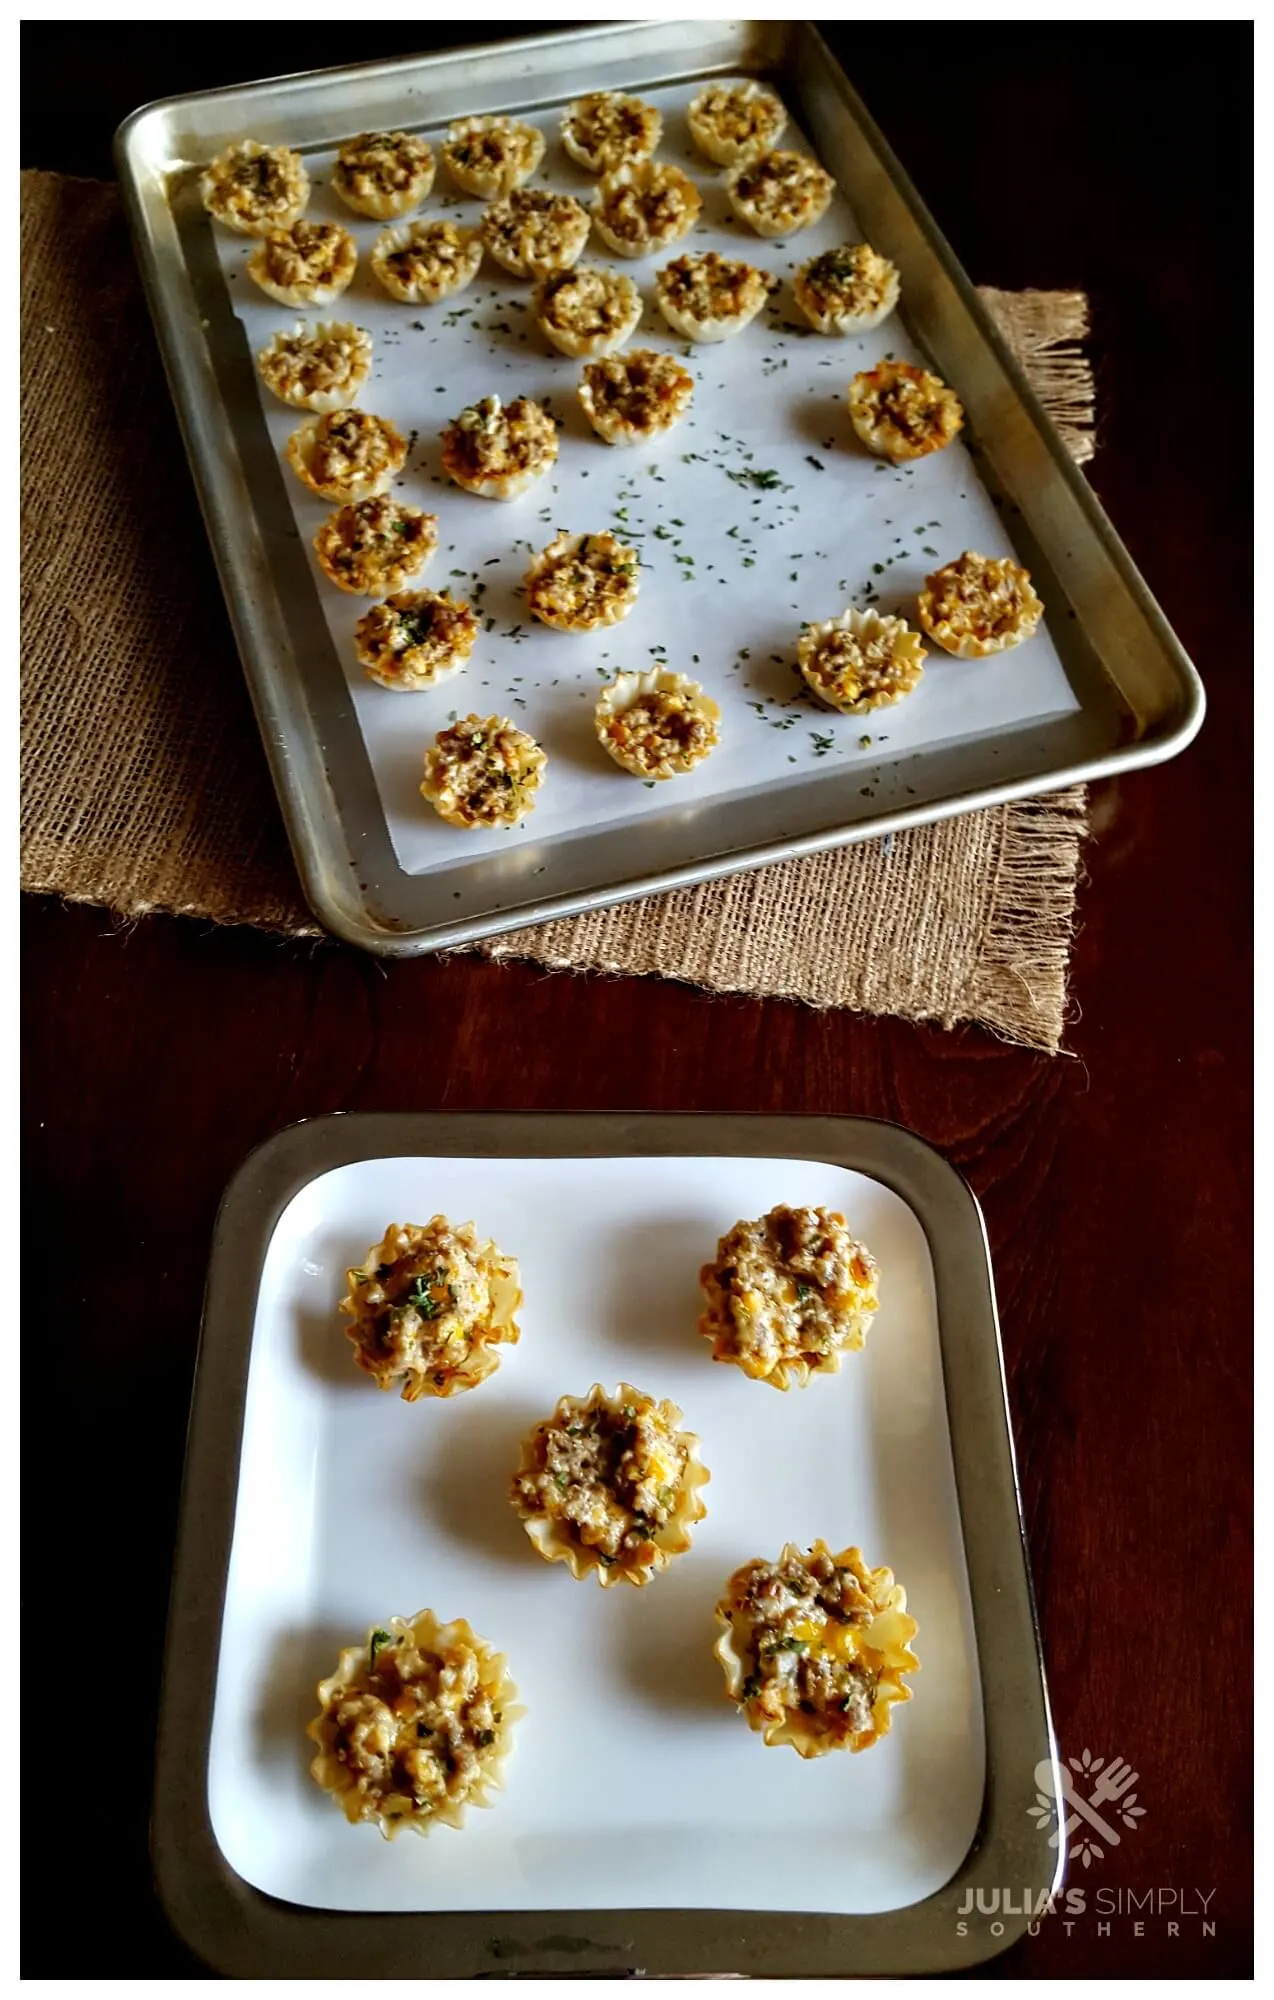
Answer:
[22,22,1251,1979]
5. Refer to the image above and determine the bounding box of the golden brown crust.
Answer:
[332,130,435,218]
[256,322,372,412]
[284,409,407,504]
[442,116,545,198]
[686,81,787,167]
[577,349,694,447]
[794,242,900,335]
[915,551,1044,657]
[245,220,357,307]
[200,140,309,236]
[595,670,721,778]
[339,1217,522,1397]
[482,188,591,280]
[313,495,438,596]
[726,149,835,237]
[533,265,642,358]
[797,608,926,714]
[654,250,771,342]
[354,590,479,692]
[560,92,662,174]
[847,359,964,462]
[524,530,640,630]
[699,1203,880,1390]
[440,394,558,500]
[370,219,483,305]
[591,161,702,259]
[421,715,547,828]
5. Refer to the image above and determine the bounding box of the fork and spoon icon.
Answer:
[1033,1757,1140,1849]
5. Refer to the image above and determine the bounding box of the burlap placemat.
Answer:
[21,170,1094,1049]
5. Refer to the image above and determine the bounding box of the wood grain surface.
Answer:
[20,20,1252,1979]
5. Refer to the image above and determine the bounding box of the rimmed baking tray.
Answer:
[153,1111,1063,1976]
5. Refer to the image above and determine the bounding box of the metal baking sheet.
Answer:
[153,1111,1063,1978]
[116,22,1204,952]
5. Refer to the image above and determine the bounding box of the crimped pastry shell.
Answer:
[594,668,722,778]
[354,590,479,692]
[725,150,834,238]
[246,222,357,307]
[653,254,770,344]
[524,530,640,631]
[560,92,662,174]
[199,140,310,237]
[916,551,1045,658]
[339,1217,521,1396]
[591,161,702,259]
[797,607,926,715]
[256,321,372,413]
[442,115,545,198]
[370,220,483,305]
[686,81,787,168]
[284,410,407,504]
[533,267,642,358]
[793,243,900,335]
[577,349,694,447]
[440,395,558,500]
[332,132,435,219]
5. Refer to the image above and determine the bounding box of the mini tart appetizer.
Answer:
[578,349,694,447]
[510,1383,709,1587]
[340,1217,522,1398]
[714,1542,919,1758]
[726,149,835,238]
[797,607,926,715]
[199,140,309,237]
[332,130,435,218]
[654,250,770,343]
[370,219,483,305]
[533,265,642,358]
[354,590,479,692]
[421,715,548,829]
[524,530,640,631]
[442,115,546,198]
[560,91,662,174]
[313,496,438,596]
[595,669,721,779]
[915,551,1045,658]
[256,322,372,412]
[687,81,787,168]
[307,1609,523,1836]
[699,1203,880,1390]
[847,359,964,463]
[591,161,702,260]
[440,393,558,500]
[284,409,407,504]
[482,188,591,281]
[245,219,357,307]
[794,242,900,335]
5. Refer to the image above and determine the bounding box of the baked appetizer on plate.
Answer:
[533,265,642,357]
[714,1542,919,1757]
[916,551,1044,657]
[726,149,834,237]
[578,349,694,446]
[421,716,548,829]
[442,114,545,198]
[847,359,964,462]
[354,590,479,692]
[524,530,641,630]
[245,219,357,307]
[510,1382,709,1586]
[256,322,372,412]
[200,140,309,236]
[370,219,484,304]
[797,607,926,714]
[482,188,591,280]
[595,669,721,778]
[308,1610,523,1836]
[284,409,407,504]
[687,80,787,168]
[560,91,662,174]
[313,496,438,596]
[699,1202,880,1390]
[591,161,702,259]
[332,130,435,218]
[654,250,771,342]
[794,242,900,335]
[440,394,558,500]
[340,1216,522,1396]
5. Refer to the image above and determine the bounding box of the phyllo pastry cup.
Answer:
[797,607,926,715]
[285,408,407,504]
[370,219,484,304]
[714,1542,919,1757]
[794,242,900,335]
[510,1382,710,1587]
[313,495,438,596]
[256,322,372,412]
[200,139,310,236]
[578,349,694,447]
[591,161,702,259]
[421,715,547,829]
[355,590,479,692]
[332,130,435,218]
[340,1216,521,1398]
[308,1609,524,1836]
[524,530,641,631]
[246,219,357,307]
[595,669,721,779]
[440,393,559,500]
[726,150,834,238]
[654,250,771,343]
[560,91,662,174]
[482,188,591,280]
[847,358,964,462]
[533,265,642,358]
[699,1202,880,1390]
[442,115,546,198]
[687,81,787,168]
[916,551,1044,658]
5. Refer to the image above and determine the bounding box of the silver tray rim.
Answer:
[152,1109,1064,1977]
[114,21,1206,955]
